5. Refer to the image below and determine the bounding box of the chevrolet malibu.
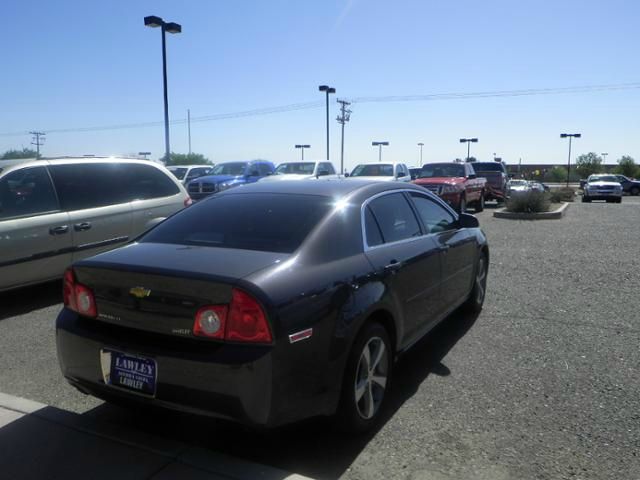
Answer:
[56,180,489,432]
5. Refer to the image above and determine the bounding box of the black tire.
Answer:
[475,193,485,213]
[458,195,467,213]
[463,252,488,313]
[336,322,393,434]
[630,187,640,196]
[582,196,591,203]
[616,198,622,204]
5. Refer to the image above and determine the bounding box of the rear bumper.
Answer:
[56,308,276,426]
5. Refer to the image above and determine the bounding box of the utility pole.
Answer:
[336,99,352,175]
[187,109,192,155]
[30,131,46,158]
[417,142,424,166]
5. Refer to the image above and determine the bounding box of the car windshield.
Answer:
[589,176,619,183]
[140,193,332,254]
[351,164,394,177]
[168,167,188,180]
[509,180,528,186]
[275,163,315,175]
[419,164,465,178]
[472,162,504,172]
[210,162,247,176]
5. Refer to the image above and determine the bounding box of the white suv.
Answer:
[0,157,191,292]
[582,174,623,203]
[348,162,411,182]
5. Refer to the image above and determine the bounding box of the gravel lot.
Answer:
[0,197,638,480]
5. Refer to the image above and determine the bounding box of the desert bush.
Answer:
[550,187,575,203]
[506,191,550,213]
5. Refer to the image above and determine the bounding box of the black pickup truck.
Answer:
[469,161,508,203]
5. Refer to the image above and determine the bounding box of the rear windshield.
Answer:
[419,163,465,178]
[351,164,393,177]
[472,162,505,172]
[275,163,315,175]
[141,193,332,253]
[169,167,188,180]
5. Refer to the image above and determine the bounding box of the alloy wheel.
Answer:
[354,336,389,420]
[475,256,487,304]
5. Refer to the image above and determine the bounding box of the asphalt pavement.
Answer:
[0,196,638,480]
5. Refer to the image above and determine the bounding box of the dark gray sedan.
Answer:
[56,180,488,433]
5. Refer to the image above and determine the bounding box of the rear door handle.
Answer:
[49,225,69,235]
[384,259,402,271]
[439,245,450,253]
[74,222,92,232]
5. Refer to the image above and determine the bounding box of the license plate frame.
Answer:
[100,349,157,397]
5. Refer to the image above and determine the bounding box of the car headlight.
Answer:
[218,182,233,191]
[441,185,459,194]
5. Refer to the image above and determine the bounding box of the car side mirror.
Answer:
[468,173,477,179]
[458,213,479,229]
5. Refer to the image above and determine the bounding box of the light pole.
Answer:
[318,85,336,161]
[138,151,151,160]
[460,138,478,161]
[372,141,389,162]
[144,15,182,163]
[295,144,311,160]
[601,152,608,165]
[560,133,581,187]
[417,142,424,166]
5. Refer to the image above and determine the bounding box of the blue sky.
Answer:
[2,0,639,171]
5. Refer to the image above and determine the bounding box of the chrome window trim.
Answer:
[360,188,459,252]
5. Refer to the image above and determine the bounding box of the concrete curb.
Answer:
[493,202,570,220]
[0,392,314,480]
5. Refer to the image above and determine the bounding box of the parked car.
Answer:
[507,179,531,198]
[469,161,508,203]
[56,180,488,432]
[0,157,190,292]
[167,165,213,186]
[348,162,411,182]
[260,161,339,181]
[582,174,623,203]
[613,175,640,196]
[408,166,422,180]
[187,160,275,201]
[413,162,486,213]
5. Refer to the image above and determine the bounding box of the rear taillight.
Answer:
[192,288,272,343]
[63,268,98,318]
[184,196,193,207]
[194,305,228,339]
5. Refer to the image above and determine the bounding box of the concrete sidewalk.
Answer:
[0,392,313,480]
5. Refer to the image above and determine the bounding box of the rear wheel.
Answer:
[463,253,488,313]
[630,187,639,196]
[475,193,485,213]
[336,322,392,434]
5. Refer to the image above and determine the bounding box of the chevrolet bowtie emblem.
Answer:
[129,286,151,299]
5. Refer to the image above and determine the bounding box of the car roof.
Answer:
[167,165,211,169]
[217,178,424,198]
[354,161,406,166]
[0,157,166,176]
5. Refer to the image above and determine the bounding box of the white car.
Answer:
[347,162,411,182]
[167,165,214,186]
[506,179,531,197]
[260,161,339,181]
[582,174,623,203]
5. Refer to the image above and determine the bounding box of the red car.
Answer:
[413,162,486,213]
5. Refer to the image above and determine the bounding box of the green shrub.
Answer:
[506,191,550,213]
[549,187,575,203]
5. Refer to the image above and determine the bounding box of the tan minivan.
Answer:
[0,157,191,292]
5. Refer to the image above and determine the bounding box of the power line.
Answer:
[29,131,46,157]
[2,82,639,138]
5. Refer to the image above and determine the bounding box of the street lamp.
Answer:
[560,133,581,187]
[318,85,336,161]
[295,144,311,160]
[138,151,151,160]
[460,138,478,162]
[144,15,182,163]
[372,141,389,162]
[601,152,608,165]
[417,142,424,166]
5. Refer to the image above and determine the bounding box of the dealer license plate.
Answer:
[100,349,157,396]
